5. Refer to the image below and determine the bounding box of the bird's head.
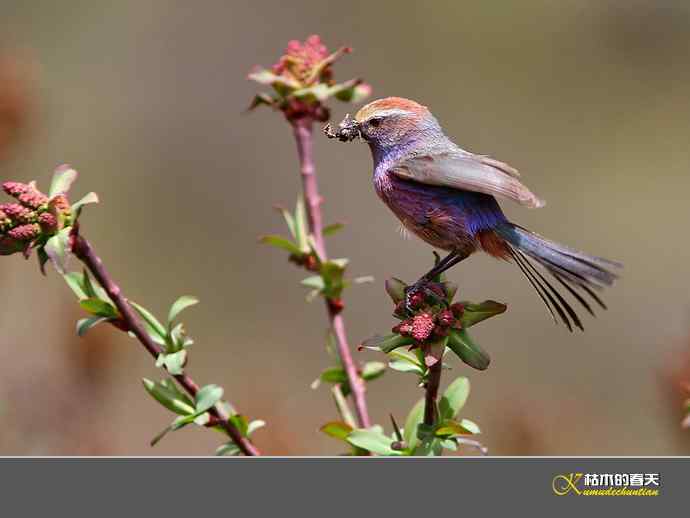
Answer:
[325,97,444,157]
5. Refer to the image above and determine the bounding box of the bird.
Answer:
[324,97,621,331]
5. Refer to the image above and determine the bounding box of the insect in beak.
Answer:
[323,113,360,142]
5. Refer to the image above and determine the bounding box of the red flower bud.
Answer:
[2,181,30,197]
[18,190,48,209]
[398,319,413,337]
[0,203,33,223]
[38,212,58,234]
[328,298,344,314]
[437,309,455,327]
[412,312,435,342]
[450,302,465,318]
[7,223,39,241]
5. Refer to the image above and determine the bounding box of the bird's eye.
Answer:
[369,117,382,128]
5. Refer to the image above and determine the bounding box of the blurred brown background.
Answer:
[0,0,689,455]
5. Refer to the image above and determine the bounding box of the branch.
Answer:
[423,359,442,426]
[291,117,371,428]
[71,231,260,456]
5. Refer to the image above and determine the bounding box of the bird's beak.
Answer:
[323,114,360,142]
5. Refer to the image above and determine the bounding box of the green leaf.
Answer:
[438,377,470,421]
[142,378,196,415]
[331,79,372,103]
[461,300,507,328]
[215,442,241,456]
[293,83,332,102]
[320,421,353,442]
[403,398,425,450]
[459,418,480,435]
[195,384,224,413]
[322,223,344,236]
[301,275,325,291]
[259,234,302,255]
[247,93,276,111]
[130,301,167,341]
[247,67,301,93]
[385,278,407,304]
[49,165,78,198]
[63,272,88,300]
[156,350,187,375]
[44,227,72,274]
[150,415,195,446]
[160,378,195,407]
[319,366,347,384]
[167,295,199,328]
[346,429,401,456]
[79,298,119,318]
[228,414,249,437]
[76,316,110,336]
[275,206,296,239]
[331,385,356,428]
[361,361,386,381]
[361,334,414,354]
[389,359,425,375]
[71,192,99,214]
[294,197,309,252]
[247,420,266,436]
[446,329,491,371]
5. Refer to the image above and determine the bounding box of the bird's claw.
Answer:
[404,279,447,314]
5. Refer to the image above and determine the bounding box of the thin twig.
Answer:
[423,360,443,426]
[71,232,260,456]
[291,117,371,428]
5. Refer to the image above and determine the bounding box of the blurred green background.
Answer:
[0,0,689,455]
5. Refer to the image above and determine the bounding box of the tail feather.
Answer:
[496,223,621,331]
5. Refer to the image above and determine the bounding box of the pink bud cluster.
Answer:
[272,35,332,84]
[0,180,69,255]
[393,303,464,344]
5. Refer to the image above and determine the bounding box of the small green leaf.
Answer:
[259,235,302,255]
[167,295,199,328]
[71,191,99,214]
[459,418,480,435]
[319,366,347,384]
[49,165,78,198]
[63,272,88,300]
[247,420,266,436]
[461,300,507,328]
[157,350,187,375]
[247,93,276,111]
[80,298,119,318]
[76,316,110,336]
[130,301,167,341]
[322,222,344,236]
[331,385,356,428]
[331,79,372,103]
[361,361,386,381]
[320,421,353,442]
[215,442,241,456]
[385,277,407,304]
[228,414,249,436]
[438,377,470,421]
[403,398,425,450]
[275,206,296,239]
[195,384,224,413]
[44,227,72,274]
[301,275,325,291]
[142,378,196,415]
[446,329,490,371]
[150,415,195,447]
[294,197,309,252]
[389,359,425,375]
[347,429,402,456]
[361,333,414,354]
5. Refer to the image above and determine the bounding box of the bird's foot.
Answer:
[404,279,448,314]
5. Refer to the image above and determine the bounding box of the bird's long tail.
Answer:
[494,222,621,331]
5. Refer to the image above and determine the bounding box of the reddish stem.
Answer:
[291,117,371,428]
[72,233,260,456]
[423,360,442,426]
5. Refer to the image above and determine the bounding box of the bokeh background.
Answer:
[0,0,689,455]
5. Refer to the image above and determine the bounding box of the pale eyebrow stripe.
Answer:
[365,108,413,120]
